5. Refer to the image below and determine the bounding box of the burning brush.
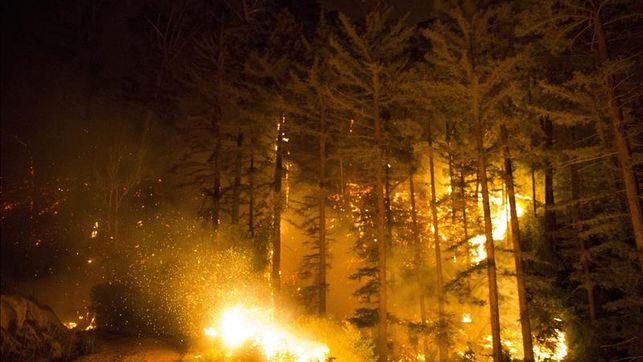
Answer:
[203,304,330,362]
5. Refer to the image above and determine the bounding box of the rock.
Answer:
[1,294,73,361]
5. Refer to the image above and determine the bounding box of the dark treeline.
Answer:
[1,0,641,361]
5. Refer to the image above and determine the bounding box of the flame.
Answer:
[461,313,472,323]
[469,193,529,264]
[203,327,217,337]
[204,304,329,361]
[64,313,96,331]
[534,329,568,361]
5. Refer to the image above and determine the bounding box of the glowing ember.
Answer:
[64,321,77,329]
[85,315,96,331]
[90,221,99,238]
[204,304,330,361]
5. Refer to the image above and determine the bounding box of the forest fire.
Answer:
[3,0,642,361]
[534,329,568,362]
[203,304,330,361]
[469,193,528,264]
[64,313,97,331]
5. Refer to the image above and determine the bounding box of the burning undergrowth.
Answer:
[88,225,374,361]
[90,226,262,338]
[197,303,375,361]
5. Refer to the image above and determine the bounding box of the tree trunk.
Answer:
[593,5,643,268]
[339,157,350,212]
[409,171,430,360]
[385,151,395,289]
[461,167,469,243]
[428,124,448,362]
[570,160,597,322]
[385,152,394,251]
[249,142,255,238]
[212,43,225,237]
[272,115,285,293]
[373,73,388,361]
[318,99,328,316]
[446,121,456,224]
[232,128,243,224]
[501,126,534,361]
[528,75,538,217]
[211,119,222,236]
[531,161,537,217]
[473,75,503,361]
[542,117,556,260]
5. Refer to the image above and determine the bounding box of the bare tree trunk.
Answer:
[248,141,255,238]
[501,126,534,361]
[427,123,448,361]
[473,75,503,361]
[384,151,395,290]
[446,121,456,224]
[570,160,597,322]
[373,74,388,361]
[409,171,430,360]
[593,5,643,268]
[531,161,537,217]
[542,117,556,260]
[461,167,469,242]
[232,128,243,224]
[528,75,538,217]
[385,152,393,250]
[211,121,222,235]
[211,39,226,237]
[318,99,328,316]
[272,115,285,293]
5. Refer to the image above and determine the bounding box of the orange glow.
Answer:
[204,304,329,361]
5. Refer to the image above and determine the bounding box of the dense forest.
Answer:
[1,0,642,361]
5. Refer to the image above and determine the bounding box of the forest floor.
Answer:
[73,334,198,362]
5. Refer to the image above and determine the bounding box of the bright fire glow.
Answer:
[534,329,568,361]
[461,313,472,323]
[64,321,77,329]
[469,193,528,264]
[203,327,217,337]
[204,304,329,361]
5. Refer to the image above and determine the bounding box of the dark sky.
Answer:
[0,0,433,169]
[320,0,433,23]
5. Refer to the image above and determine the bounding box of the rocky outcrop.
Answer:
[1,294,73,360]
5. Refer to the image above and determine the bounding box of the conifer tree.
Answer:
[329,7,413,359]
[287,13,340,315]
[521,0,643,268]
[423,1,526,359]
